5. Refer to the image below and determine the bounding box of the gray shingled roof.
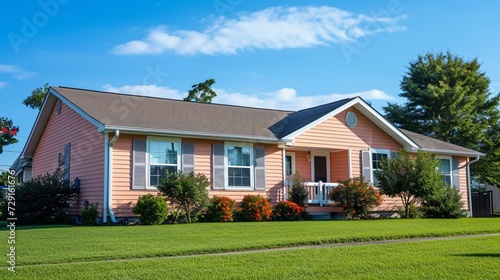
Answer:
[400,129,485,157]
[53,86,292,142]
[46,86,483,157]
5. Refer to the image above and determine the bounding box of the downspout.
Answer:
[282,148,287,200]
[348,149,352,178]
[466,156,480,217]
[104,130,120,223]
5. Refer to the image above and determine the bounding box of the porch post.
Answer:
[319,181,323,206]
[282,148,287,201]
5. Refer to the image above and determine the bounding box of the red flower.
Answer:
[1,127,8,134]
[10,128,18,136]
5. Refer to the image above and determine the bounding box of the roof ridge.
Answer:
[55,86,294,113]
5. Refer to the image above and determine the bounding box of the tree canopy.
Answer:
[23,83,50,110]
[0,117,19,154]
[184,79,217,103]
[383,52,500,185]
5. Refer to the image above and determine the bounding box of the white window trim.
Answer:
[436,155,453,186]
[285,152,296,176]
[146,137,182,189]
[371,148,390,186]
[284,152,296,186]
[224,141,254,190]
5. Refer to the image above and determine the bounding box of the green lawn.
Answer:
[1,219,499,279]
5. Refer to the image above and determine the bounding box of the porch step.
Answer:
[307,212,331,220]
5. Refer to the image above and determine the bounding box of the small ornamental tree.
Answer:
[330,177,382,218]
[238,195,272,222]
[158,171,210,223]
[288,172,308,207]
[0,117,19,154]
[273,201,304,221]
[375,150,443,219]
[132,194,169,225]
[421,184,466,219]
[205,196,236,222]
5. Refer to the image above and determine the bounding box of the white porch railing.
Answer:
[279,181,339,206]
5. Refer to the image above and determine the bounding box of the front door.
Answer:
[313,156,327,182]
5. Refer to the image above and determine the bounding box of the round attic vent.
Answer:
[346,111,357,128]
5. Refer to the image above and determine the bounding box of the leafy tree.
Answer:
[157,171,209,223]
[184,79,217,103]
[0,117,19,154]
[23,83,49,110]
[330,177,383,219]
[383,52,500,186]
[375,150,444,219]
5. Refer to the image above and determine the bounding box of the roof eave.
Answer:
[103,126,281,144]
[419,148,485,157]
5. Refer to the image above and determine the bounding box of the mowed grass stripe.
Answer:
[2,218,499,266]
[4,235,500,280]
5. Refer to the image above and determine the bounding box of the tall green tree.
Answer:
[184,79,217,103]
[375,150,444,219]
[0,117,19,154]
[384,52,500,185]
[23,83,50,110]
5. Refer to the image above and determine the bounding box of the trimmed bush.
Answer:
[205,196,236,222]
[81,202,99,226]
[13,169,78,225]
[237,195,272,222]
[132,194,169,225]
[330,177,383,218]
[422,184,466,218]
[272,201,304,221]
[398,204,423,219]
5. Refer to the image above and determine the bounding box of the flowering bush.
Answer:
[330,177,383,218]
[205,196,236,222]
[237,195,272,222]
[0,117,19,154]
[272,201,304,221]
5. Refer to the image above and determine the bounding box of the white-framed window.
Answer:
[436,156,452,186]
[147,137,181,188]
[371,148,390,185]
[225,142,254,189]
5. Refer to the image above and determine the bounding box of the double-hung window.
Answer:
[226,143,253,188]
[371,149,389,185]
[436,156,452,186]
[148,138,181,187]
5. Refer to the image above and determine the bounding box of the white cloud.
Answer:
[102,84,395,111]
[112,6,406,56]
[0,82,6,89]
[0,65,34,79]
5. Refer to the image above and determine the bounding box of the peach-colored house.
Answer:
[19,86,484,222]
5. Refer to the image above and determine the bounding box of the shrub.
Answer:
[272,201,304,221]
[288,173,308,207]
[13,169,78,225]
[237,195,272,222]
[205,196,236,222]
[422,184,466,218]
[81,202,99,226]
[330,177,383,218]
[132,194,169,225]
[397,204,423,219]
[158,171,209,223]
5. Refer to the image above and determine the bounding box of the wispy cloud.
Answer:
[102,84,394,111]
[0,65,35,79]
[0,82,6,89]
[112,6,406,56]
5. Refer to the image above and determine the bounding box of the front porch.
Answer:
[278,181,340,207]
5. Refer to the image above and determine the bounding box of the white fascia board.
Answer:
[103,126,280,144]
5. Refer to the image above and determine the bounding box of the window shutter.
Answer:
[212,144,225,190]
[361,150,372,184]
[132,139,147,189]
[254,146,266,190]
[452,157,460,189]
[182,142,195,174]
[64,143,71,180]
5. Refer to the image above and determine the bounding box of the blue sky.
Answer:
[1,0,500,170]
